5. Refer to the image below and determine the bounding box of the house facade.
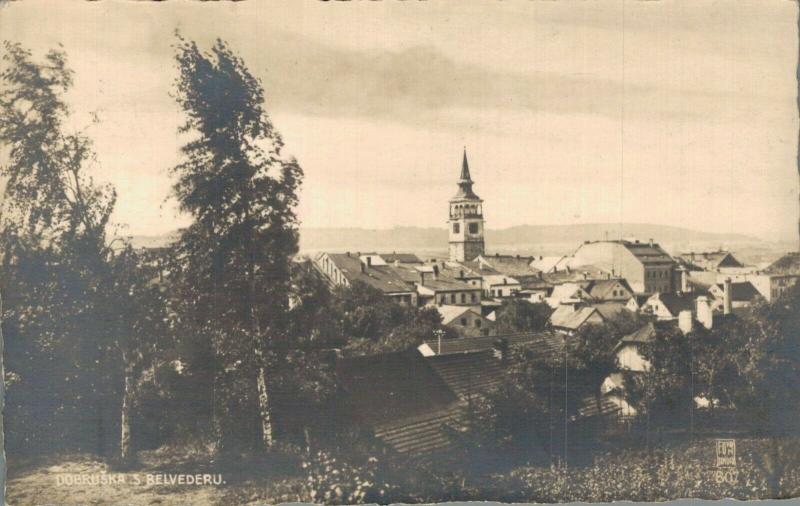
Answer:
[571,239,676,294]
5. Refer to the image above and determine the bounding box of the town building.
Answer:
[435,305,494,337]
[548,303,605,334]
[749,252,800,301]
[481,274,522,298]
[313,252,418,305]
[448,150,485,262]
[707,280,761,309]
[643,292,697,320]
[571,239,677,294]
[677,250,744,272]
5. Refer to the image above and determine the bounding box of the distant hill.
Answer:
[128,223,784,263]
[298,223,764,254]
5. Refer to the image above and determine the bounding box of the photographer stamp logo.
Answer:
[716,439,736,467]
[715,439,738,485]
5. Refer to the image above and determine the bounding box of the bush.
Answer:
[301,450,398,504]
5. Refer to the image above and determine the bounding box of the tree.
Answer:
[494,300,552,334]
[0,42,156,462]
[170,35,303,454]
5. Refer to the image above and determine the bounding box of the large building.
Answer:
[571,239,676,294]
[448,150,485,263]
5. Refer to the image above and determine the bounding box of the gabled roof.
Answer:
[549,305,602,331]
[618,322,657,346]
[337,350,465,457]
[616,320,678,349]
[627,293,650,307]
[591,302,629,320]
[321,253,414,294]
[651,292,695,316]
[436,305,482,326]
[426,351,506,399]
[586,278,633,300]
[420,331,564,358]
[712,281,761,302]
[764,252,800,275]
[549,283,590,303]
[678,251,744,271]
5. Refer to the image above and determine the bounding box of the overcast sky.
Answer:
[1,0,797,242]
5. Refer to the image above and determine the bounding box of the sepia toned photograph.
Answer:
[1,0,799,504]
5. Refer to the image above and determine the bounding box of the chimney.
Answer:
[459,269,464,279]
[503,278,507,285]
[419,271,426,286]
[433,264,439,280]
[346,251,351,257]
[680,267,689,293]
[649,238,654,247]
[723,277,733,315]
[696,296,713,329]
[678,310,694,335]
[366,256,372,268]
[582,272,588,280]
[538,271,543,280]
[360,262,365,274]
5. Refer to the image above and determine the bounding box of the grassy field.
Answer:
[7,436,800,505]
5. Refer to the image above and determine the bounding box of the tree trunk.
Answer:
[120,357,134,464]
[256,365,273,450]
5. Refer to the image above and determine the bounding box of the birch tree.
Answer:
[170,36,302,453]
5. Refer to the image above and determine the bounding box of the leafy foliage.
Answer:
[494,299,552,334]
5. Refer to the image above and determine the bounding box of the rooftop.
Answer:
[421,331,564,357]
[678,251,744,271]
[475,254,540,277]
[549,305,601,330]
[651,292,696,315]
[322,253,414,294]
[764,252,800,275]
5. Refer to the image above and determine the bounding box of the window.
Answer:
[471,293,477,302]
[469,222,479,234]
[453,223,460,234]
[451,294,456,303]
[460,318,468,326]
[476,319,482,328]
[461,293,466,303]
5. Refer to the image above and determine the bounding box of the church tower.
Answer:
[448,149,485,262]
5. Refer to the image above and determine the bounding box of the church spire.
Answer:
[460,147,472,182]
[452,148,479,200]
